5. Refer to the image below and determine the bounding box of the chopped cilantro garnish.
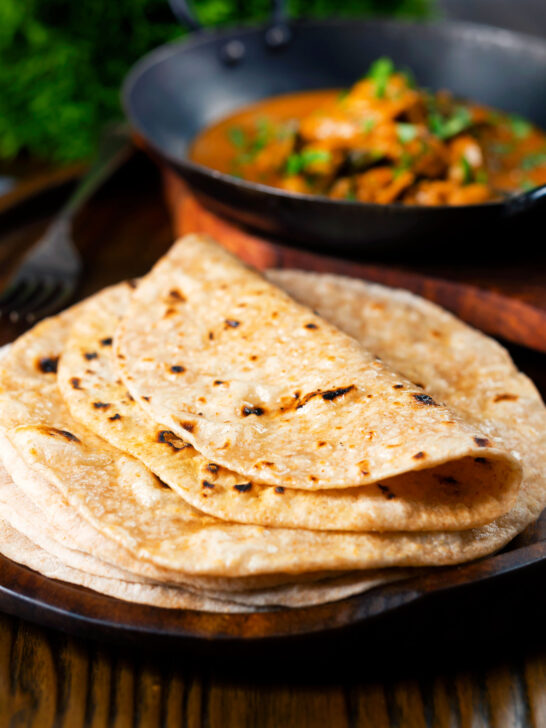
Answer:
[361,119,376,134]
[429,106,472,140]
[475,169,488,184]
[301,149,332,166]
[366,57,395,99]
[393,151,413,178]
[249,117,273,155]
[521,151,546,170]
[396,123,418,144]
[285,149,332,175]
[285,154,303,176]
[509,115,532,139]
[227,126,246,149]
[460,156,473,184]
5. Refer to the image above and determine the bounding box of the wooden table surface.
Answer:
[1,147,546,725]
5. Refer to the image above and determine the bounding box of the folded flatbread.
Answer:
[0,265,542,580]
[114,236,519,506]
[60,282,519,532]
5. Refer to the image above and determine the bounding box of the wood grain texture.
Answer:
[0,611,545,727]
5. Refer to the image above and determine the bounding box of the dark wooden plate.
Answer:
[0,152,545,653]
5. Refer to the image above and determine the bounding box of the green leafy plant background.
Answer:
[0,0,431,163]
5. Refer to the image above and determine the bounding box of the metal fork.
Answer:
[0,126,132,324]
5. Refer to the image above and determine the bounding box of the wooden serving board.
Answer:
[0,151,545,654]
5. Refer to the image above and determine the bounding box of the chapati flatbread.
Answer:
[114,235,519,499]
[0,279,542,577]
[0,516,255,613]
[59,283,520,532]
[0,460,400,608]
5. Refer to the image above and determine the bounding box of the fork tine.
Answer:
[11,280,58,323]
[0,279,40,317]
[27,281,76,323]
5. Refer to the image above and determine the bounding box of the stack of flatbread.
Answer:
[0,234,544,612]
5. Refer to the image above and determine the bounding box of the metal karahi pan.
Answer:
[123,1,546,254]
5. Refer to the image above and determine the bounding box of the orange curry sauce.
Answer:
[190,58,546,206]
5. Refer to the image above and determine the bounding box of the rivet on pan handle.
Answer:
[265,0,291,49]
[167,0,291,64]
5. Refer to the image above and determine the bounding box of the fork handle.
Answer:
[60,126,133,221]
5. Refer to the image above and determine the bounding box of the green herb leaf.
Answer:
[361,118,376,134]
[227,126,246,149]
[475,169,488,184]
[301,149,332,167]
[284,149,332,176]
[521,151,546,170]
[509,115,532,139]
[366,56,395,98]
[460,156,473,184]
[393,151,413,178]
[429,106,473,140]
[396,123,418,144]
[285,154,303,176]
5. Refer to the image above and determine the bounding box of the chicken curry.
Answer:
[190,58,546,206]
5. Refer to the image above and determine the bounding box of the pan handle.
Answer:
[505,183,546,217]
[167,0,290,49]
[167,0,201,31]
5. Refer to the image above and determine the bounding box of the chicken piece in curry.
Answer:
[190,58,546,206]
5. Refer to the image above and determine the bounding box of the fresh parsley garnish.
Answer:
[509,115,532,139]
[366,57,395,99]
[521,151,546,170]
[227,126,246,149]
[285,149,332,175]
[460,156,473,184]
[429,106,473,140]
[285,154,302,176]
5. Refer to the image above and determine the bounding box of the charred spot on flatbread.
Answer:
[43,427,81,444]
[321,386,355,401]
[412,393,438,406]
[157,430,190,451]
[242,406,265,417]
[37,356,59,374]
